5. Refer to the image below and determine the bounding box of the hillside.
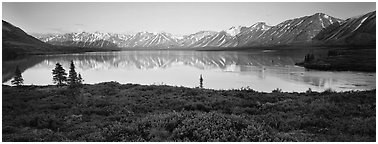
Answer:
[2,20,52,59]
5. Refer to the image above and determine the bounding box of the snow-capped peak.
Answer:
[225,26,243,36]
[250,22,271,30]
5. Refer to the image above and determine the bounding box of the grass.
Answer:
[2,82,376,142]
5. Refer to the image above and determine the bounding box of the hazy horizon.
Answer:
[3,2,376,35]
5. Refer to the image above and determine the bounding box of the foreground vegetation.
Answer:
[296,48,376,72]
[2,82,376,142]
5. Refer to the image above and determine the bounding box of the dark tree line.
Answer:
[304,53,315,63]
[328,50,341,57]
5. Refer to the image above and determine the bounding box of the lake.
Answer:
[2,50,376,92]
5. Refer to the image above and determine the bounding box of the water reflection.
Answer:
[2,50,375,92]
[33,51,302,70]
[3,56,45,83]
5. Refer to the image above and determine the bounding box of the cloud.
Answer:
[74,23,85,26]
[49,27,79,34]
[49,27,68,33]
[48,23,87,34]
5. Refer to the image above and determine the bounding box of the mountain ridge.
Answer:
[7,11,377,50]
[313,11,376,46]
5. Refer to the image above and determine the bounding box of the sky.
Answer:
[2,2,376,35]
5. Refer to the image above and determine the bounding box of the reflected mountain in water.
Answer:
[32,51,330,88]
[35,50,304,71]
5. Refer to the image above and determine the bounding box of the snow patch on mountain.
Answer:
[35,11,369,49]
[225,26,243,36]
[323,14,329,19]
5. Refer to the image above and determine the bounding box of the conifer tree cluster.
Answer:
[52,60,83,87]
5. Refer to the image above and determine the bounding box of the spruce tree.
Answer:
[67,60,78,87]
[52,63,67,86]
[78,73,83,84]
[199,74,203,88]
[11,66,23,86]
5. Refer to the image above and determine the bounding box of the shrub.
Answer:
[272,88,282,93]
[15,113,65,131]
[183,102,212,112]
[305,88,312,94]
[170,112,272,142]
[322,88,335,94]
[124,111,273,142]
[4,128,67,142]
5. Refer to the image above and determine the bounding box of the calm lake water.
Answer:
[3,50,376,92]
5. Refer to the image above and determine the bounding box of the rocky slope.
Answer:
[236,22,272,46]
[313,11,376,46]
[240,13,343,46]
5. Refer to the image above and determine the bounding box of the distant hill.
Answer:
[2,20,47,47]
[313,11,376,46]
[2,20,52,59]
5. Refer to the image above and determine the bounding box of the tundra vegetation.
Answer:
[2,81,375,142]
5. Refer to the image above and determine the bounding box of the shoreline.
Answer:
[2,82,375,93]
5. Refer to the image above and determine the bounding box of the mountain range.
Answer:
[2,20,121,60]
[3,11,376,52]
